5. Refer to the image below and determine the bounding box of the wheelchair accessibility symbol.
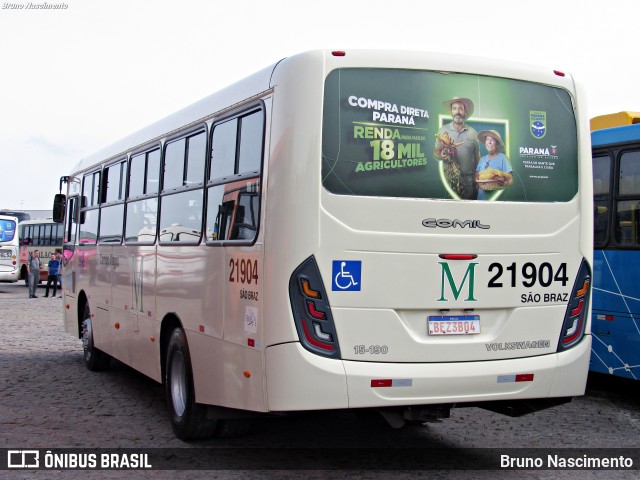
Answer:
[332,260,362,291]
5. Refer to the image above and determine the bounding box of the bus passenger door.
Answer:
[62,196,78,296]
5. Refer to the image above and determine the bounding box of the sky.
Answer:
[0,0,637,210]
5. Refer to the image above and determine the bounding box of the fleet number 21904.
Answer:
[488,262,568,288]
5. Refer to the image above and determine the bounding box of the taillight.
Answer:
[289,256,341,358]
[557,258,591,351]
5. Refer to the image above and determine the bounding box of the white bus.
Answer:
[54,50,593,440]
[19,218,63,284]
[0,215,20,282]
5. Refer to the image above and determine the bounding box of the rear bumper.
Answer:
[265,336,591,411]
[0,267,19,282]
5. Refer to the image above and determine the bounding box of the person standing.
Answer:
[45,253,60,298]
[27,250,41,299]
[434,97,480,199]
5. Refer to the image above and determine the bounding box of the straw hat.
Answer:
[478,130,505,152]
[442,97,474,119]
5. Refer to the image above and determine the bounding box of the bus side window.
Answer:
[158,189,203,244]
[185,132,206,186]
[98,204,124,244]
[230,191,259,240]
[64,197,78,244]
[104,160,126,203]
[615,151,640,246]
[210,119,237,181]
[125,198,158,244]
[146,149,161,195]
[206,108,263,244]
[162,131,206,191]
[211,200,231,241]
[163,138,186,191]
[83,171,100,207]
[129,149,160,198]
[206,180,260,242]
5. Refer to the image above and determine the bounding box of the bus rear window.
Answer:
[322,68,578,202]
[0,219,16,242]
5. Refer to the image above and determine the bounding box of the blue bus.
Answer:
[591,112,640,380]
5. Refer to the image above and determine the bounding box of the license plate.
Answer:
[0,250,10,259]
[428,315,480,335]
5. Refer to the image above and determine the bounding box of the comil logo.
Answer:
[422,218,490,229]
[8,450,39,468]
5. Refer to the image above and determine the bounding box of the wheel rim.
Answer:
[170,351,187,417]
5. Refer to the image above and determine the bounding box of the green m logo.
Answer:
[438,262,478,302]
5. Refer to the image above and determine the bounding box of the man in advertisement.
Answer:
[434,97,480,199]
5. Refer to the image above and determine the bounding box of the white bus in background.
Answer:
[0,210,30,223]
[19,218,63,284]
[54,50,593,440]
[0,215,20,282]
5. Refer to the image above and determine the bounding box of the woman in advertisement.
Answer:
[475,130,513,200]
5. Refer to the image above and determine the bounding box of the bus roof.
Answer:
[591,123,640,148]
[72,62,279,173]
[0,211,30,222]
[590,111,640,131]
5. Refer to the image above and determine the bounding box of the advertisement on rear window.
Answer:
[0,219,16,242]
[322,69,578,202]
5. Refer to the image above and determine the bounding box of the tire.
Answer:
[81,304,111,371]
[165,327,218,440]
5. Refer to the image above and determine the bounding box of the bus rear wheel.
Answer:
[165,327,218,440]
[81,304,111,371]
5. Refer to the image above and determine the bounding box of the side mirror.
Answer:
[52,194,66,223]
